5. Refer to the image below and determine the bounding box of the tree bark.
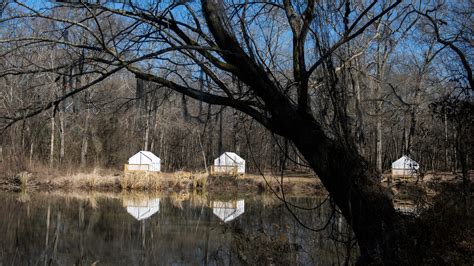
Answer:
[444,113,449,170]
[281,116,405,264]
[232,109,240,154]
[218,110,223,155]
[352,66,364,156]
[49,114,55,169]
[29,140,34,167]
[144,109,150,151]
[59,112,65,164]
[80,109,89,168]
[376,114,383,172]
[197,132,208,173]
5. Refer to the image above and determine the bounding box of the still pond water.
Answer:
[0,191,354,265]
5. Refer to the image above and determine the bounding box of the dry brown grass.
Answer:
[1,165,323,195]
[50,171,119,190]
[205,173,323,195]
[119,171,209,192]
[121,172,154,190]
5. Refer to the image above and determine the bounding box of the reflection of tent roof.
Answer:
[212,199,245,223]
[391,155,419,170]
[125,198,160,221]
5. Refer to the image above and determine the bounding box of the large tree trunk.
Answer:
[283,116,405,263]
[206,1,407,262]
[203,37,404,264]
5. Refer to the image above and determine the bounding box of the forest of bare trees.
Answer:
[0,0,472,263]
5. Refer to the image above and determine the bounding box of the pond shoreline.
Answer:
[2,170,467,206]
[0,170,326,196]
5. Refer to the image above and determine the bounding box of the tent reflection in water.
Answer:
[212,199,245,223]
[124,198,160,221]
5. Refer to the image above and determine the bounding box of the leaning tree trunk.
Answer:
[283,116,406,264]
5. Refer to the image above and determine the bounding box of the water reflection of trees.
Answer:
[210,197,356,265]
[0,192,355,265]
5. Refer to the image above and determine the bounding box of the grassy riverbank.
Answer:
[0,168,324,195]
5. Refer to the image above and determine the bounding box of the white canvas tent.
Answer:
[126,151,161,172]
[124,198,160,221]
[391,155,419,178]
[212,152,245,174]
[212,200,245,223]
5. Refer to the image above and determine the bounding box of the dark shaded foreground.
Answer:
[403,183,473,265]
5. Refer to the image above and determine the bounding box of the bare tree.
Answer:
[0,0,471,263]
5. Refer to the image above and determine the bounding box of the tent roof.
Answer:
[392,155,419,169]
[216,152,244,162]
[129,150,160,162]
